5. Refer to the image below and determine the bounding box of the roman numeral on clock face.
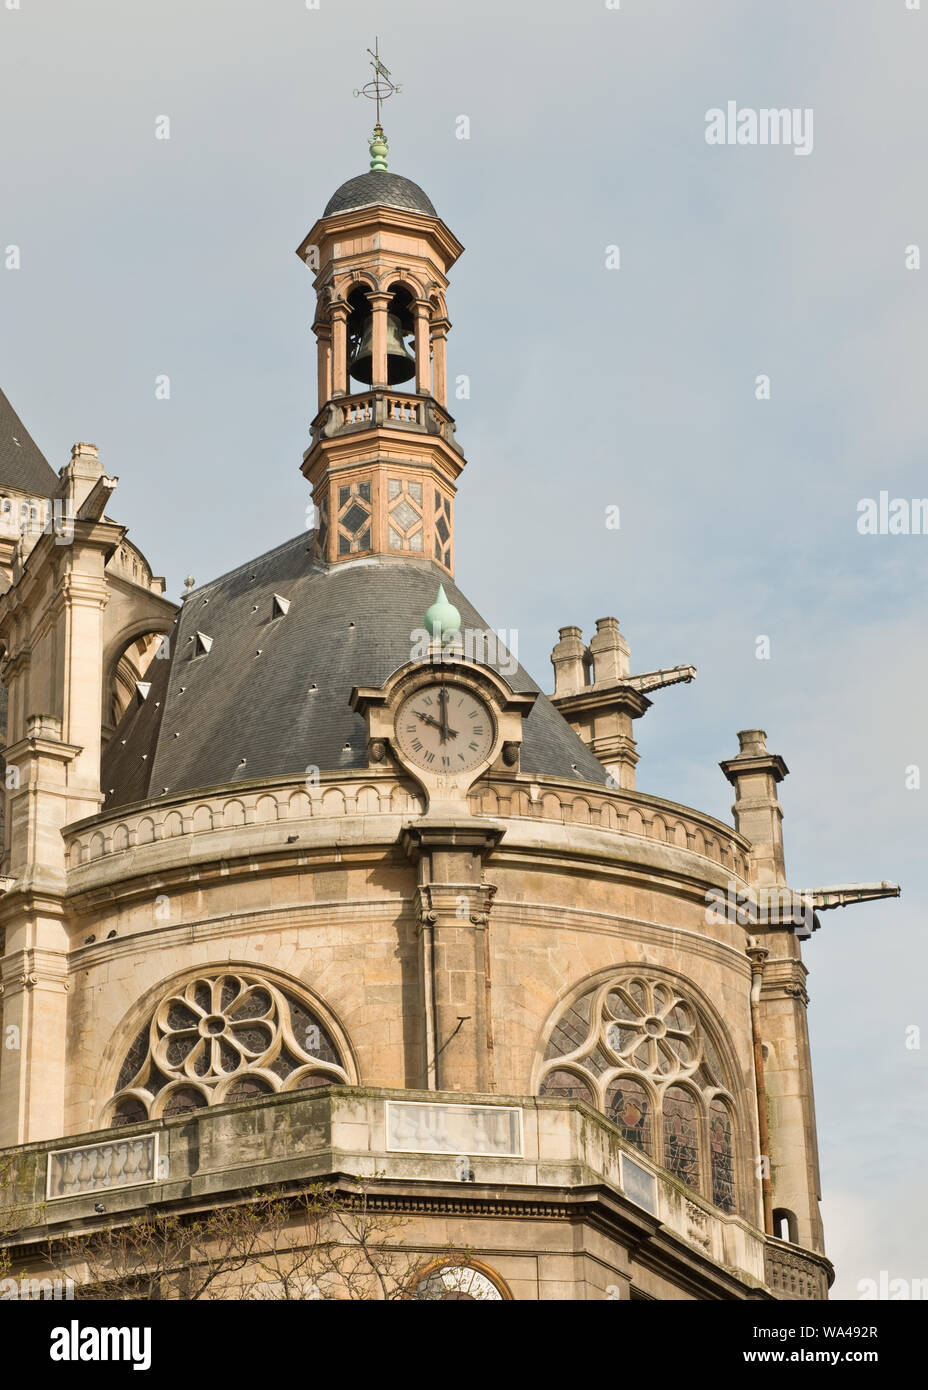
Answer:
[395,684,494,775]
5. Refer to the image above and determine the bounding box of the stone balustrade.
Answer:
[469,781,751,879]
[63,772,750,881]
[764,1237,832,1300]
[310,392,461,452]
[47,1133,159,1199]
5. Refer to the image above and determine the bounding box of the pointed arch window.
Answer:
[709,1098,736,1213]
[538,973,740,1213]
[663,1086,700,1188]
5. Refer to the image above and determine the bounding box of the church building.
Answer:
[0,119,897,1300]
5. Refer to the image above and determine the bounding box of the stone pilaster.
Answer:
[402,823,503,1093]
[0,937,69,1143]
[0,444,124,1144]
[757,955,826,1255]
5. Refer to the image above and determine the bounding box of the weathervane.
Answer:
[354,38,400,169]
[354,37,401,125]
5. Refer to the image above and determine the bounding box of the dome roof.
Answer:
[101,536,608,809]
[323,171,436,219]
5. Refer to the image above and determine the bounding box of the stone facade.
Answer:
[0,142,874,1301]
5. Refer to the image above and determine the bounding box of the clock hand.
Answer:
[438,687,450,743]
[414,709,459,740]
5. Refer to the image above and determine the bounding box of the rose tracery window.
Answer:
[538,974,739,1213]
[412,1264,506,1301]
[107,972,349,1126]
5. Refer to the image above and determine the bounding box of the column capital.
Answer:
[415,881,498,930]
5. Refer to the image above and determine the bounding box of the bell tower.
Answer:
[296,122,465,575]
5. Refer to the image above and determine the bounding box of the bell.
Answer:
[348,312,416,386]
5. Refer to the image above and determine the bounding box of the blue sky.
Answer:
[1,0,925,1296]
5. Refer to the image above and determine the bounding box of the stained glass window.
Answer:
[538,1070,593,1105]
[163,1087,207,1118]
[539,974,738,1211]
[663,1087,699,1189]
[544,994,593,1060]
[606,1079,652,1156]
[111,1098,148,1129]
[709,1099,735,1212]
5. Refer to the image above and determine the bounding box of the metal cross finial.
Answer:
[353,37,401,126]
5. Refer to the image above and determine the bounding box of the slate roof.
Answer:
[0,387,59,496]
[101,535,608,810]
[323,171,436,219]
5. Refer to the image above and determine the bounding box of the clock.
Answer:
[394,682,495,774]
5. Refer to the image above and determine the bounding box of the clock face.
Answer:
[394,683,495,774]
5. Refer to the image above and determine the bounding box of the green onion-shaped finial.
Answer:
[369,124,389,171]
[425,584,461,639]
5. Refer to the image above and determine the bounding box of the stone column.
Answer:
[413,300,432,395]
[430,319,450,407]
[315,323,332,411]
[402,824,503,1093]
[331,304,348,396]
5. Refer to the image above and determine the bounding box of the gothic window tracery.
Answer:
[106,972,349,1126]
[538,973,739,1212]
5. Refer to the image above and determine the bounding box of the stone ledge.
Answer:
[0,1086,792,1297]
